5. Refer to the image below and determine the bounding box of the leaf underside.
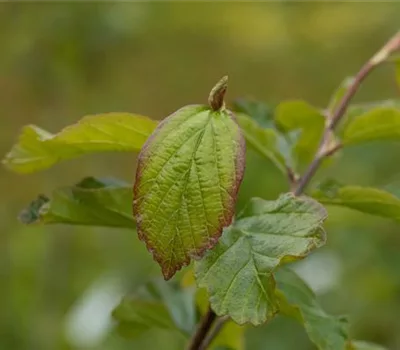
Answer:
[133,105,246,280]
[19,177,134,228]
[195,193,327,325]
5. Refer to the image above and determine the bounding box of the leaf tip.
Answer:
[208,76,228,111]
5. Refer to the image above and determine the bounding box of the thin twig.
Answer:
[199,316,230,350]
[286,165,299,191]
[294,31,400,196]
[186,307,217,350]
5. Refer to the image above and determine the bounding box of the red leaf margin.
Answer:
[133,105,246,280]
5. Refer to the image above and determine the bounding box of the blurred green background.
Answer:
[1,3,400,350]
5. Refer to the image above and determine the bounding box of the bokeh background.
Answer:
[1,3,400,350]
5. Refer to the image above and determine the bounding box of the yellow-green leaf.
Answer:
[348,340,387,350]
[3,113,157,173]
[134,104,245,280]
[342,107,400,145]
[311,179,400,221]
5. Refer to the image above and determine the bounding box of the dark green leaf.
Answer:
[195,193,327,325]
[311,179,400,221]
[342,107,400,145]
[113,299,175,336]
[233,98,275,128]
[235,112,287,173]
[275,100,325,170]
[134,104,245,280]
[112,279,196,339]
[276,268,349,350]
[3,113,157,173]
[20,177,135,228]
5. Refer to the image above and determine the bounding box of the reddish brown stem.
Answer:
[295,31,400,195]
[186,307,217,350]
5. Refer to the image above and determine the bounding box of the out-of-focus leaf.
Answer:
[19,176,135,228]
[112,299,176,337]
[235,112,287,173]
[275,100,325,170]
[342,107,400,145]
[311,179,400,221]
[327,77,355,116]
[340,100,400,132]
[133,104,245,280]
[3,113,157,173]
[396,60,400,89]
[112,279,196,339]
[151,279,197,334]
[276,268,349,350]
[233,98,275,128]
[210,322,244,350]
[195,193,327,325]
[348,340,387,350]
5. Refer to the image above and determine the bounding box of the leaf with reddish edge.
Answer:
[133,77,246,280]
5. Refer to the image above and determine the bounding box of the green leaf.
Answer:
[112,279,196,339]
[311,179,400,221]
[339,100,400,134]
[151,279,197,334]
[113,299,176,338]
[276,268,349,350]
[327,77,354,116]
[134,104,245,280]
[233,98,275,128]
[19,176,135,228]
[275,100,325,170]
[3,113,157,173]
[348,341,387,350]
[342,107,400,145]
[235,112,287,173]
[195,193,327,325]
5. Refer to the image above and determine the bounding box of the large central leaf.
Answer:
[133,104,245,280]
[195,193,327,325]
